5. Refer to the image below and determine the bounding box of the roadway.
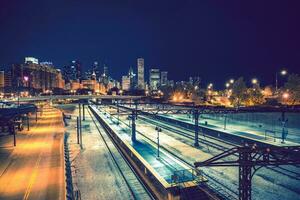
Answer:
[0,105,65,200]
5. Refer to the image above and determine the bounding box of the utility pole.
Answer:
[275,72,278,93]
[194,109,199,147]
[27,115,30,131]
[156,127,162,158]
[280,111,288,143]
[12,125,16,146]
[17,78,20,107]
[77,116,80,144]
[131,110,136,142]
[83,104,85,121]
[224,114,227,130]
[78,103,82,147]
[35,108,38,122]
[117,101,120,125]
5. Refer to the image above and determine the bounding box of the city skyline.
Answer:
[1,1,300,88]
[1,2,300,200]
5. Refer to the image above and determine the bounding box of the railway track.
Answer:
[104,105,300,194]
[87,107,155,200]
[140,113,300,180]
[99,105,239,200]
[139,115,236,151]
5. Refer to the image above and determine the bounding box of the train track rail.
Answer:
[100,105,239,200]
[105,105,300,195]
[87,107,155,200]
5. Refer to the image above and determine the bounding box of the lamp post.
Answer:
[275,69,287,93]
[251,78,258,85]
[155,126,162,158]
[17,77,20,107]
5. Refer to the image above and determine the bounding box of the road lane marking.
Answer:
[23,154,42,200]
[22,106,57,200]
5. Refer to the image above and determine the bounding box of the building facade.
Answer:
[0,71,4,92]
[149,68,160,91]
[11,57,60,92]
[161,71,168,86]
[122,75,131,91]
[137,58,144,89]
[62,60,82,83]
[4,71,12,88]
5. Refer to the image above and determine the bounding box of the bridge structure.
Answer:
[6,95,144,102]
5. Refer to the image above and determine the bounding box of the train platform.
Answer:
[59,104,148,200]
[157,114,300,147]
[93,106,197,185]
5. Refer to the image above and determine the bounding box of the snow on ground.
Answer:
[169,113,300,143]
[57,104,134,200]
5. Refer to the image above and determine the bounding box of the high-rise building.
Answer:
[122,75,131,91]
[0,71,4,92]
[149,68,160,91]
[137,58,144,89]
[93,61,101,80]
[62,60,82,83]
[161,71,168,86]
[11,57,60,92]
[128,66,136,90]
[4,70,12,88]
[100,64,109,85]
[189,77,193,85]
[56,69,65,89]
[103,64,108,77]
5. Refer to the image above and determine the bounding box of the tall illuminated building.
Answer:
[160,71,168,86]
[149,68,160,91]
[62,60,82,83]
[137,58,144,89]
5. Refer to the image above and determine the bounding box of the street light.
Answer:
[229,79,234,84]
[281,70,287,76]
[251,78,258,85]
[207,83,213,90]
[276,69,288,92]
[282,92,289,100]
[225,83,230,88]
[155,126,162,158]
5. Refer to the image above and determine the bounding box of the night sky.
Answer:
[1,0,300,88]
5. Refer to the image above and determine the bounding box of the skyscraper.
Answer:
[149,68,160,91]
[137,58,144,90]
[100,64,109,85]
[161,71,168,86]
[128,66,136,90]
[62,60,82,83]
[93,61,101,80]
[4,70,12,88]
[0,71,4,92]
[122,75,130,91]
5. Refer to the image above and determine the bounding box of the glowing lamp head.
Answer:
[24,76,29,82]
[229,79,234,84]
[251,78,258,84]
[281,70,287,75]
[225,83,230,88]
[173,96,178,101]
[282,92,289,99]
